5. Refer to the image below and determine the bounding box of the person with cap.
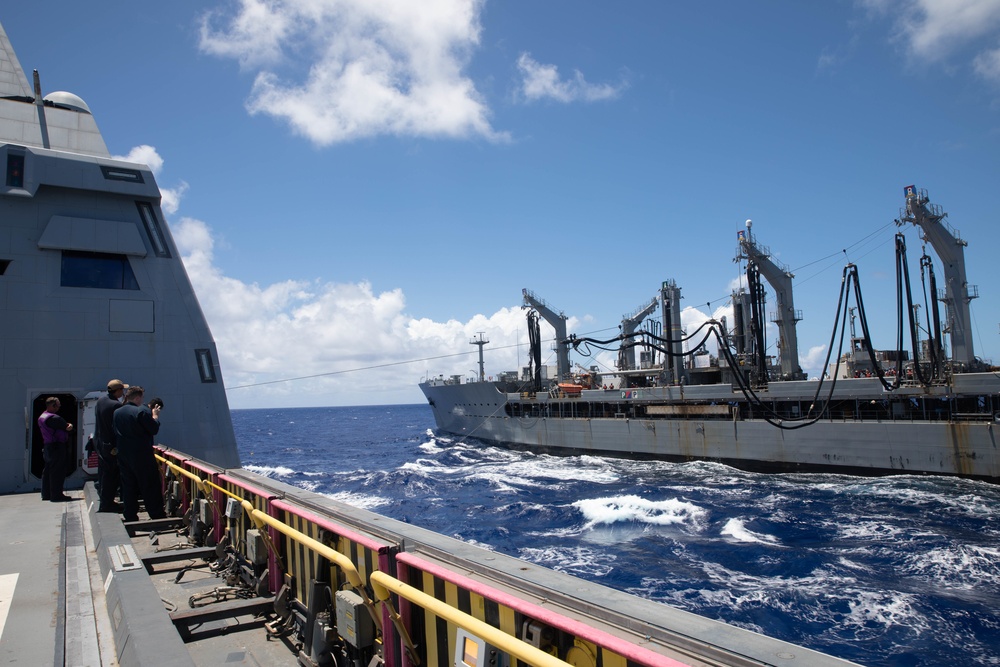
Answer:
[113,385,166,522]
[94,379,127,512]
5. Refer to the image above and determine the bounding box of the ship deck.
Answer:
[0,485,296,667]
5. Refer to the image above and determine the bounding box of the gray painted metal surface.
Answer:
[0,20,240,495]
[420,376,1000,481]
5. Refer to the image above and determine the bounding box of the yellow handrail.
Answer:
[371,571,572,667]
[239,500,382,629]
[152,455,425,664]
[156,454,224,524]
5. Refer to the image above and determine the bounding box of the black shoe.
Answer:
[51,495,73,502]
[98,503,122,513]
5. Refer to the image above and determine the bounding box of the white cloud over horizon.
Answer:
[198,0,507,144]
[173,214,566,407]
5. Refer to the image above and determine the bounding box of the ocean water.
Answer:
[234,404,1000,667]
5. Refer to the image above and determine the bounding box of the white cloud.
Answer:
[114,144,163,173]
[199,0,506,144]
[868,0,1000,84]
[893,0,1000,61]
[173,216,541,407]
[800,344,831,380]
[516,53,627,103]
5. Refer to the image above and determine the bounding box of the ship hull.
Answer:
[420,378,1000,482]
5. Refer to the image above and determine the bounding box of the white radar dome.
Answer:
[43,91,92,114]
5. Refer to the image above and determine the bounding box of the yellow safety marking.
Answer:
[445,580,460,666]
[499,603,516,637]
[421,570,439,666]
[599,648,627,667]
[470,592,486,622]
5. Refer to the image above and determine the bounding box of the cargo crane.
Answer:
[522,288,570,380]
[736,221,805,380]
[618,297,658,371]
[896,186,978,368]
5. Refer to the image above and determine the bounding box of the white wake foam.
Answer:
[720,518,781,546]
[572,495,707,530]
[243,464,295,478]
[519,545,617,577]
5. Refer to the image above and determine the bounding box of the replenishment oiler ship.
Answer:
[0,18,862,667]
[421,191,999,483]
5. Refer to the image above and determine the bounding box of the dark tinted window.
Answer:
[6,154,24,187]
[61,251,139,290]
[195,349,217,383]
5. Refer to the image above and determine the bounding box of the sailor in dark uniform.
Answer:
[94,379,127,512]
[113,385,166,522]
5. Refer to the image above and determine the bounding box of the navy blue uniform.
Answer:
[113,403,165,522]
[94,392,124,511]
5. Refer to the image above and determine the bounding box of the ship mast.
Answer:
[896,186,977,367]
[470,332,489,382]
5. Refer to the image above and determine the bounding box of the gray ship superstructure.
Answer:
[0,23,240,494]
[421,190,1000,482]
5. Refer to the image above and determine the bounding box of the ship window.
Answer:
[0,259,9,275]
[195,349,217,383]
[136,202,171,258]
[101,165,144,183]
[61,251,139,290]
[6,153,24,187]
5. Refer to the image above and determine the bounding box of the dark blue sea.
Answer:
[233,404,1000,667]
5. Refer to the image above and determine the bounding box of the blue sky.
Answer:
[4,1,1000,408]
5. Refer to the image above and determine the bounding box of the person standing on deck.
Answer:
[113,386,165,522]
[94,379,127,512]
[38,397,73,502]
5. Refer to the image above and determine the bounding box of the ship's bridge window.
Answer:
[101,165,144,183]
[61,251,139,290]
